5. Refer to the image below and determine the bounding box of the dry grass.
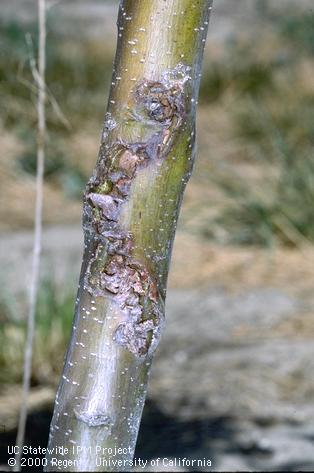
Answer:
[2,12,314,245]
[0,129,81,231]
[170,231,314,298]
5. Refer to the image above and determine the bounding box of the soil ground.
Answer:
[1,226,314,471]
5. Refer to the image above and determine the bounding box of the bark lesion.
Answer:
[83,140,164,357]
[85,239,164,358]
[107,255,163,357]
[135,80,184,124]
[74,409,112,430]
[82,64,191,357]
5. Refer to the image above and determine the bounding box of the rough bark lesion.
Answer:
[135,80,185,123]
[73,409,112,430]
[82,64,190,358]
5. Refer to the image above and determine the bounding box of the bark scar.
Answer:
[74,409,113,430]
[83,64,190,357]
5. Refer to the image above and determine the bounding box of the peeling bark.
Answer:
[46,1,213,471]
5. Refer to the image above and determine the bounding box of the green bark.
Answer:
[46,1,213,471]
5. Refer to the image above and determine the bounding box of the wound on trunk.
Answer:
[82,64,190,358]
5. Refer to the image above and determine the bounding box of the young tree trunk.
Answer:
[46,0,213,470]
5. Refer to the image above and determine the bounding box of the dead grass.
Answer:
[2,12,314,246]
[170,231,314,301]
[0,129,82,231]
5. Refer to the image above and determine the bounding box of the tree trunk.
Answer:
[46,0,213,471]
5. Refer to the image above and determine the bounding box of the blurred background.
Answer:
[1,0,314,470]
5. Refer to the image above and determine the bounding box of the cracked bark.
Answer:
[46,1,213,471]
